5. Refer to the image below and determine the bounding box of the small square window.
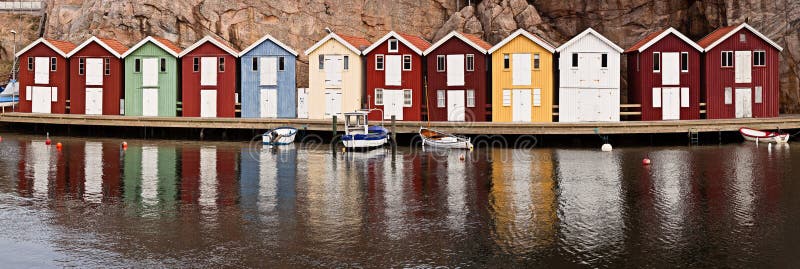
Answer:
[376,55,385,70]
[134,59,141,73]
[104,58,111,75]
[343,55,349,70]
[252,57,259,71]
[218,57,225,72]
[27,57,33,70]
[318,55,324,70]
[375,88,383,106]
[681,52,688,72]
[78,58,85,75]
[159,58,166,73]
[502,89,511,106]
[754,51,766,66]
[571,53,578,68]
[533,53,540,70]
[50,57,57,71]
[402,55,412,71]
[721,51,733,67]
[601,54,608,68]
[436,55,445,72]
[503,54,510,69]
[279,57,286,71]
[388,39,399,52]
[467,90,475,107]
[653,52,660,72]
[466,54,475,71]
[193,57,200,72]
[437,90,445,108]
[403,89,412,107]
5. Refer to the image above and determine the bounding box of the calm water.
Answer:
[0,133,798,268]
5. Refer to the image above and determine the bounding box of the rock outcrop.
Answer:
[0,0,797,112]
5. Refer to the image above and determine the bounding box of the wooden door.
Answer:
[735,51,752,83]
[512,54,531,86]
[86,58,104,86]
[296,88,308,119]
[142,88,158,116]
[735,88,752,118]
[512,89,531,122]
[31,86,51,113]
[383,89,404,120]
[324,91,342,118]
[661,52,679,86]
[447,90,465,122]
[385,55,402,86]
[661,87,680,120]
[200,89,217,117]
[260,88,277,118]
[85,88,103,115]
[201,57,217,86]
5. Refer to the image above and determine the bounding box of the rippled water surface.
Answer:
[0,133,798,268]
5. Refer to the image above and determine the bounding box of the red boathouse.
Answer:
[698,23,783,119]
[16,38,76,114]
[67,36,129,115]
[423,31,492,122]
[179,36,239,118]
[363,31,430,121]
[625,28,703,121]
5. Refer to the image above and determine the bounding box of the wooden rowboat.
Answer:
[420,127,473,150]
[262,127,298,145]
[739,127,790,143]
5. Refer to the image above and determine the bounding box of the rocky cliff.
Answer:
[1,0,798,112]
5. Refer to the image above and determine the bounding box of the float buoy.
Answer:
[642,158,651,165]
[459,154,465,161]
[56,142,62,150]
[601,143,613,152]
[122,141,128,150]
[45,139,51,145]
[0,136,3,142]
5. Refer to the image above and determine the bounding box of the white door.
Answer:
[735,51,752,83]
[142,58,159,87]
[447,90,465,122]
[34,57,49,84]
[385,55,402,86]
[200,89,217,117]
[446,55,465,86]
[260,88,277,118]
[201,57,217,86]
[661,87,680,120]
[383,89,404,120]
[31,86,51,113]
[661,52,680,85]
[260,57,277,86]
[142,88,158,116]
[325,91,342,117]
[579,53,602,87]
[85,58,104,86]
[324,55,343,87]
[735,88,752,118]
[512,54,531,86]
[85,88,103,115]
[512,89,531,122]
[297,88,308,118]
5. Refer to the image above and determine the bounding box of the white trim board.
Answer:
[424,31,488,55]
[304,32,364,56]
[556,28,623,53]
[179,36,239,58]
[701,23,783,52]
[632,27,703,53]
[121,36,180,58]
[67,36,124,58]
[15,38,70,58]
[488,29,556,54]
[239,34,298,57]
[361,31,426,55]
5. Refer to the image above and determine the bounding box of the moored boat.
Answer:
[739,127,790,143]
[262,127,298,145]
[341,111,389,150]
[419,127,473,150]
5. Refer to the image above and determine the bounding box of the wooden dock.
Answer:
[1,112,799,135]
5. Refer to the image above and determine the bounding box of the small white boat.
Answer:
[341,111,389,150]
[739,127,790,143]
[262,127,298,145]
[419,127,473,150]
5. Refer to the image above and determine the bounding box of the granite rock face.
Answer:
[1,0,798,112]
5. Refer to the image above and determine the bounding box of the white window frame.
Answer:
[652,52,660,73]
[50,57,57,71]
[724,87,732,104]
[403,89,412,107]
[466,89,475,107]
[502,89,511,106]
[652,87,662,108]
[466,54,474,71]
[754,51,766,67]
[437,90,445,108]
[388,39,399,52]
[503,54,510,70]
[533,53,540,70]
[681,52,689,73]
[436,55,445,72]
[374,88,383,106]
[721,51,733,67]
[402,55,412,71]
[755,86,763,103]
[78,58,85,75]
[375,54,384,70]
[104,58,111,75]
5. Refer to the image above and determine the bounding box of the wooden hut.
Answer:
[121,36,182,117]
[15,38,76,114]
[304,32,370,119]
[238,34,299,118]
[179,36,238,118]
[66,36,128,115]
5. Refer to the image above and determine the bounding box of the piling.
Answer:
[332,115,337,137]
[391,115,396,143]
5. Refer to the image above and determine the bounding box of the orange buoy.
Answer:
[56,142,62,150]
[0,136,3,142]
[642,158,651,165]
[459,154,465,161]
[121,141,128,150]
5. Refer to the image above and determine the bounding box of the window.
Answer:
[388,39,399,52]
[402,55,412,71]
[533,53,540,70]
[466,89,475,107]
[652,88,662,107]
[318,55,324,70]
[374,88,383,105]
[681,52,688,72]
[755,86,763,103]
[27,57,33,70]
[343,55,349,70]
[376,55,385,70]
[652,52,660,72]
[218,57,225,72]
[680,87,689,107]
[466,54,474,71]
[739,33,746,43]
[278,57,285,71]
[437,90,445,108]
[159,58,166,73]
[503,54,510,69]
[754,51,766,66]
[502,89,511,106]
[724,87,732,104]
[601,54,608,68]
[104,58,110,75]
[78,58,85,75]
[50,57,57,71]
[571,53,578,68]
[252,57,259,71]
[436,55,445,72]
[721,51,733,67]
[533,89,541,107]
[403,89,412,107]
[193,57,200,72]
[134,58,141,73]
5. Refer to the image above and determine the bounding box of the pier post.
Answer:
[332,115,337,137]
[391,115,396,143]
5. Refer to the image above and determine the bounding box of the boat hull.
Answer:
[342,137,389,149]
[740,127,790,143]
[419,127,473,150]
[262,128,298,145]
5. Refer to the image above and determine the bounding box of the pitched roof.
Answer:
[487,29,556,54]
[238,34,298,57]
[423,31,493,55]
[66,36,130,58]
[121,36,182,58]
[179,35,239,57]
[624,27,703,53]
[361,31,431,55]
[15,38,76,58]
[697,23,783,51]
[556,28,623,53]
[304,32,370,55]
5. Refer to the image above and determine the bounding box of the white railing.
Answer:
[0,1,43,11]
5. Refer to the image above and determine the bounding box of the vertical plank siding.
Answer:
[69,42,124,115]
[240,40,297,118]
[557,33,621,122]
[425,38,489,122]
[365,38,424,121]
[491,36,554,122]
[17,44,70,114]
[124,42,178,116]
[181,42,237,117]
[307,39,363,120]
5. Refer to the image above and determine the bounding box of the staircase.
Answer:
[688,128,700,145]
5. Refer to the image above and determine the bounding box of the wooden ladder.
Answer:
[689,128,700,145]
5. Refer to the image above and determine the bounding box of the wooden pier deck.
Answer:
[1,112,799,135]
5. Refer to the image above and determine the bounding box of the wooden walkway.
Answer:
[1,112,799,135]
